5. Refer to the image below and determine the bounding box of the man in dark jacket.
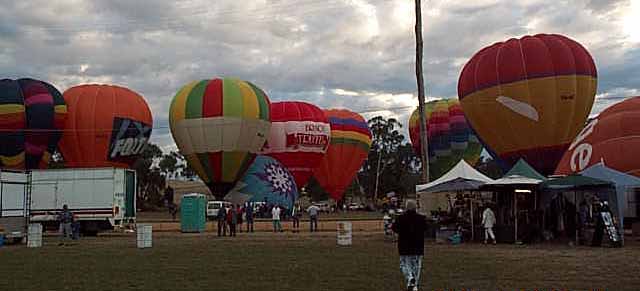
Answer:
[392,199,426,291]
[217,205,227,237]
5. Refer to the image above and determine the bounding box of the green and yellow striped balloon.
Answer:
[169,78,271,197]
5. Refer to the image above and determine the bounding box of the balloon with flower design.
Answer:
[225,155,298,209]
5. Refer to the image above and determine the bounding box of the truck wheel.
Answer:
[81,222,99,236]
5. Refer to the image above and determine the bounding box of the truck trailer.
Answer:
[0,170,30,242]
[29,168,137,235]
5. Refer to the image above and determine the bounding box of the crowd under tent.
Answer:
[415,160,495,241]
[481,159,546,243]
[580,163,640,241]
[540,174,615,245]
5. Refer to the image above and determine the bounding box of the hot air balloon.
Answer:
[312,109,371,201]
[169,78,271,198]
[458,33,597,175]
[408,99,482,179]
[225,155,298,209]
[0,78,66,169]
[59,84,153,168]
[555,96,640,177]
[261,101,330,188]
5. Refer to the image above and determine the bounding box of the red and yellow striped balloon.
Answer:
[169,78,271,197]
[458,34,597,175]
[312,109,371,201]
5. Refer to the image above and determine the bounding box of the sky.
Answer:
[1,0,639,152]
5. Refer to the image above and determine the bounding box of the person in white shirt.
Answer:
[482,205,497,244]
[271,205,282,232]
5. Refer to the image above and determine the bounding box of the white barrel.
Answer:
[136,224,152,248]
[337,221,352,246]
[27,223,43,248]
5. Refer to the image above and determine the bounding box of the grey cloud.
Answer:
[1,0,638,150]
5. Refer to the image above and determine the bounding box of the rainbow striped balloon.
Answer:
[169,78,271,197]
[312,109,371,201]
[409,99,482,179]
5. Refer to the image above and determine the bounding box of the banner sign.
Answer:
[108,117,152,161]
[263,121,330,153]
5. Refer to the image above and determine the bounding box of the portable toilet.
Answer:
[180,193,207,233]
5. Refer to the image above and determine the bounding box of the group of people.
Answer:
[271,203,322,233]
[216,202,323,235]
[217,203,255,236]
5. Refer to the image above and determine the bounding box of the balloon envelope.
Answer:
[312,109,371,201]
[555,96,640,177]
[0,78,66,169]
[261,101,330,188]
[458,34,597,175]
[226,155,298,210]
[169,78,271,197]
[409,99,482,179]
[59,84,153,168]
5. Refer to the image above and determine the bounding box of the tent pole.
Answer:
[470,192,474,241]
[575,190,578,246]
[514,190,518,243]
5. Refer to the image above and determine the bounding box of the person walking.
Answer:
[169,203,178,221]
[307,204,320,232]
[245,202,254,233]
[291,203,301,233]
[482,205,497,244]
[391,200,426,291]
[217,205,227,237]
[228,205,237,237]
[272,205,282,232]
[236,204,244,233]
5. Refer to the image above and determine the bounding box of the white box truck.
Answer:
[0,170,30,242]
[29,168,137,235]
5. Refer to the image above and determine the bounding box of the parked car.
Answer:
[312,203,331,213]
[347,203,365,211]
[206,201,232,220]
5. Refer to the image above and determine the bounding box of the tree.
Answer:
[304,177,329,202]
[361,116,420,201]
[132,143,165,210]
[158,152,179,178]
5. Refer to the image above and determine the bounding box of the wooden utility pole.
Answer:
[415,0,430,183]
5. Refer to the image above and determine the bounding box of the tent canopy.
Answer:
[541,174,613,190]
[485,175,544,186]
[483,159,545,188]
[505,159,547,180]
[416,159,494,193]
[581,163,640,188]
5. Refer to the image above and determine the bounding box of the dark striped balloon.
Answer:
[0,78,67,169]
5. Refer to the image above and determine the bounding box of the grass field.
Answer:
[1,232,639,291]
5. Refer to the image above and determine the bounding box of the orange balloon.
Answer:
[59,85,153,168]
[312,109,371,201]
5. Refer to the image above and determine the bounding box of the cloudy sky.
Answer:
[1,0,639,151]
